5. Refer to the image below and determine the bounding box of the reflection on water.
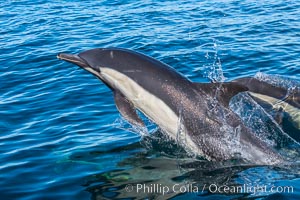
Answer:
[74,137,300,200]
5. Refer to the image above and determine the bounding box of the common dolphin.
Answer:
[233,77,300,128]
[57,48,283,165]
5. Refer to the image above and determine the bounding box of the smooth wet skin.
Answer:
[58,48,284,165]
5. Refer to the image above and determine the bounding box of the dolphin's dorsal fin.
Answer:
[194,82,249,107]
[113,91,145,127]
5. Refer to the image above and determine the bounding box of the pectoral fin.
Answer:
[114,91,145,127]
[194,82,248,107]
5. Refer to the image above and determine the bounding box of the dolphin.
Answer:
[57,48,283,165]
[233,77,300,128]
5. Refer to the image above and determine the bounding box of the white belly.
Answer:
[101,67,200,154]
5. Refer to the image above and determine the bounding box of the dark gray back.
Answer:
[78,48,199,114]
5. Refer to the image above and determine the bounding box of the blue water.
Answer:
[1,0,300,199]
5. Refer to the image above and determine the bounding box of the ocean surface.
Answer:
[1,0,300,199]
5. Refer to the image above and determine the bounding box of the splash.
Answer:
[112,113,190,158]
[254,72,300,89]
[230,74,300,160]
[112,113,155,137]
[203,41,226,82]
[254,72,300,131]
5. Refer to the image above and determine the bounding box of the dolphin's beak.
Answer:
[57,53,90,69]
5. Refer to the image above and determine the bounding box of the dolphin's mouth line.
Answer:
[57,53,105,82]
[57,53,90,69]
[56,55,81,65]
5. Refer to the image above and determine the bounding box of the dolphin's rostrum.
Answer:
[58,48,285,165]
